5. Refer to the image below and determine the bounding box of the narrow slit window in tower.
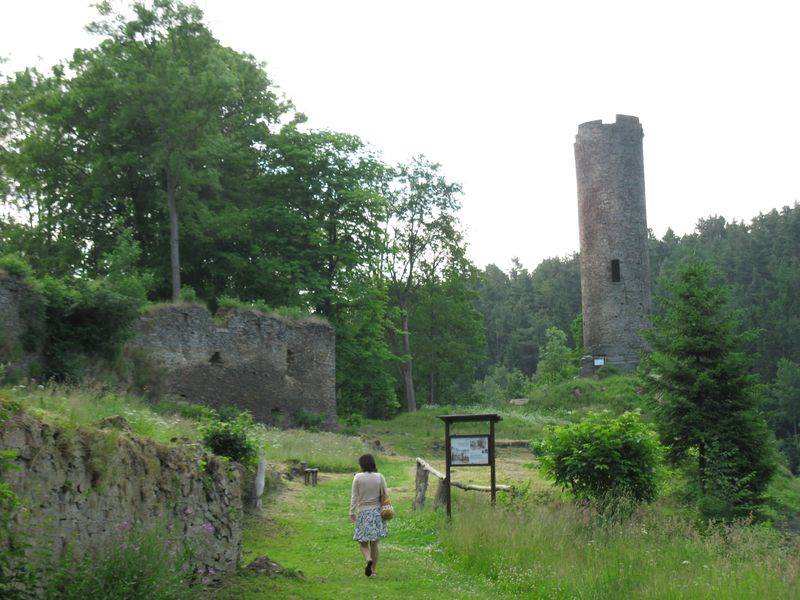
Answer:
[611,259,621,282]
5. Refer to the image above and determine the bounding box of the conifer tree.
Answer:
[643,259,775,519]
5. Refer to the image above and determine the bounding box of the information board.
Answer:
[450,435,490,466]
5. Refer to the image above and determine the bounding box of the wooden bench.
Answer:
[303,468,319,486]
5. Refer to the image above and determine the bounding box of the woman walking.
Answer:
[349,453,388,577]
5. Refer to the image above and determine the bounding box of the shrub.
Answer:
[536,411,663,505]
[340,413,364,435]
[178,286,200,303]
[0,448,36,599]
[0,254,33,280]
[37,277,141,380]
[217,295,315,322]
[293,409,325,431]
[535,326,578,385]
[202,412,259,465]
[472,365,529,405]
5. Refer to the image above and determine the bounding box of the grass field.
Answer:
[3,384,800,598]
[217,448,800,599]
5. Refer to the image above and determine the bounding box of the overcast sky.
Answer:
[2,0,799,270]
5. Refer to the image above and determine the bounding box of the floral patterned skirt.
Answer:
[353,506,388,542]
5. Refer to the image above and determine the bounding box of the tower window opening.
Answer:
[611,259,621,282]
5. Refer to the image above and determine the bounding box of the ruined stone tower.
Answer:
[575,114,651,375]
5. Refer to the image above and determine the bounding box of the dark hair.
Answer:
[358,453,377,472]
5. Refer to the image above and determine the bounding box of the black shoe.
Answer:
[365,560,373,577]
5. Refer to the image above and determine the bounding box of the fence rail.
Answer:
[412,457,511,510]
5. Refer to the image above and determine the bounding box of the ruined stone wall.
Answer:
[575,115,651,374]
[0,410,243,577]
[0,273,43,379]
[128,304,337,429]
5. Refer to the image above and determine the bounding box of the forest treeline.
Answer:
[1,1,799,428]
[477,208,800,382]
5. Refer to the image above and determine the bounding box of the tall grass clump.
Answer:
[439,497,800,599]
[43,526,196,600]
[256,427,365,472]
[5,385,200,445]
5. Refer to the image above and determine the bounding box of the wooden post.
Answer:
[444,420,452,519]
[413,460,430,510]
[489,420,496,506]
[433,478,448,508]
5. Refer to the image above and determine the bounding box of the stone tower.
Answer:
[574,114,651,375]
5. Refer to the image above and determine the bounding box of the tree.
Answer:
[642,259,775,518]
[1,0,295,301]
[386,156,462,411]
[766,358,800,473]
[409,256,486,405]
[535,326,578,385]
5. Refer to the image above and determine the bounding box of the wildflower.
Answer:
[202,522,215,534]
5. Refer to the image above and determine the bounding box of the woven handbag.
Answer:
[380,489,395,521]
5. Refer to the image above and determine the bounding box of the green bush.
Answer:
[293,409,325,431]
[178,286,200,303]
[536,411,663,505]
[340,412,364,435]
[472,364,529,405]
[42,526,195,600]
[0,448,33,599]
[202,412,259,465]
[0,254,33,280]
[217,295,314,321]
[38,277,141,380]
[535,326,579,385]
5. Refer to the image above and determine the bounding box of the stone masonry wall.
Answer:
[0,410,243,577]
[128,304,337,429]
[0,273,43,379]
[575,114,652,374]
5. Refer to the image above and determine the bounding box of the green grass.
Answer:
[254,427,367,473]
[216,458,502,599]
[2,384,200,444]
[524,374,647,418]
[219,451,800,599]
[440,497,800,599]
[5,383,800,598]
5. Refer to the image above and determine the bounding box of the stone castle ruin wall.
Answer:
[0,274,337,429]
[128,304,337,429]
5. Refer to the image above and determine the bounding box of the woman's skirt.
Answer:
[353,506,388,542]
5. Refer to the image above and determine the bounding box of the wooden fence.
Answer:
[412,457,511,510]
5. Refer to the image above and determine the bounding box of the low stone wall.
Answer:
[128,304,337,429]
[1,411,243,578]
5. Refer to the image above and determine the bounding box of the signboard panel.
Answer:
[450,435,490,466]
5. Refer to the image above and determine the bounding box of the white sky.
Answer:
[2,0,799,270]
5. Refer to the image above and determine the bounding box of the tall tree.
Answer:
[642,259,775,518]
[0,0,294,301]
[409,253,486,405]
[386,156,462,411]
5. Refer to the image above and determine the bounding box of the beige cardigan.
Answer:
[349,472,387,518]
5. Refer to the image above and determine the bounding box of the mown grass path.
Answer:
[215,458,504,599]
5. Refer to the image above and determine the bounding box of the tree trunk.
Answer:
[166,169,181,302]
[698,441,707,494]
[428,372,435,405]
[401,313,417,412]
